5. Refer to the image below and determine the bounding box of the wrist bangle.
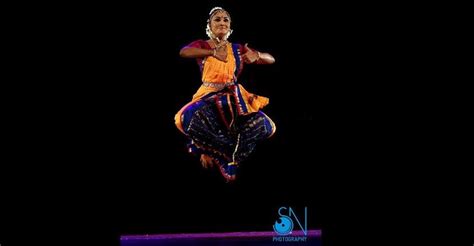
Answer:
[212,49,216,56]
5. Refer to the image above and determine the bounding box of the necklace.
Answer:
[212,38,228,49]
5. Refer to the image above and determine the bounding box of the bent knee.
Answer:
[260,112,276,138]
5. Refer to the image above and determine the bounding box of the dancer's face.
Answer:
[210,11,231,38]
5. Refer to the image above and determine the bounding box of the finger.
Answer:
[244,43,250,52]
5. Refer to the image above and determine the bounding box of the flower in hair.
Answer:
[209,7,224,15]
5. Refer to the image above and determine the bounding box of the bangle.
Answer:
[212,48,216,56]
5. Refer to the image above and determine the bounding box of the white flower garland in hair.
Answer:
[209,6,224,15]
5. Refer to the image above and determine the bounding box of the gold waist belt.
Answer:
[202,82,235,89]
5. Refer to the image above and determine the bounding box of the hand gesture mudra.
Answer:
[241,43,260,64]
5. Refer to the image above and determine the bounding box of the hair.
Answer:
[206,7,233,41]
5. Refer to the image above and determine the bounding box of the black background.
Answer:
[1,1,472,245]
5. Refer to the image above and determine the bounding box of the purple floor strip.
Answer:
[121,230,321,240]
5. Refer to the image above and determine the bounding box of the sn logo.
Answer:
[273,206,307,236]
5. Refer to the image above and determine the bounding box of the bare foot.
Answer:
[200,154,215,169]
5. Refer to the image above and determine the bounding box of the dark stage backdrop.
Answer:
[103,0,326,239]
[6,1,465,246]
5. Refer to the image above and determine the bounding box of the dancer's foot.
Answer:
[200,154,216,169]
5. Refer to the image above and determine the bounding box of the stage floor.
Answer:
[121,230,321,245]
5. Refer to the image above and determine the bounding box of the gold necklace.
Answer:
[213,39,227,49]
